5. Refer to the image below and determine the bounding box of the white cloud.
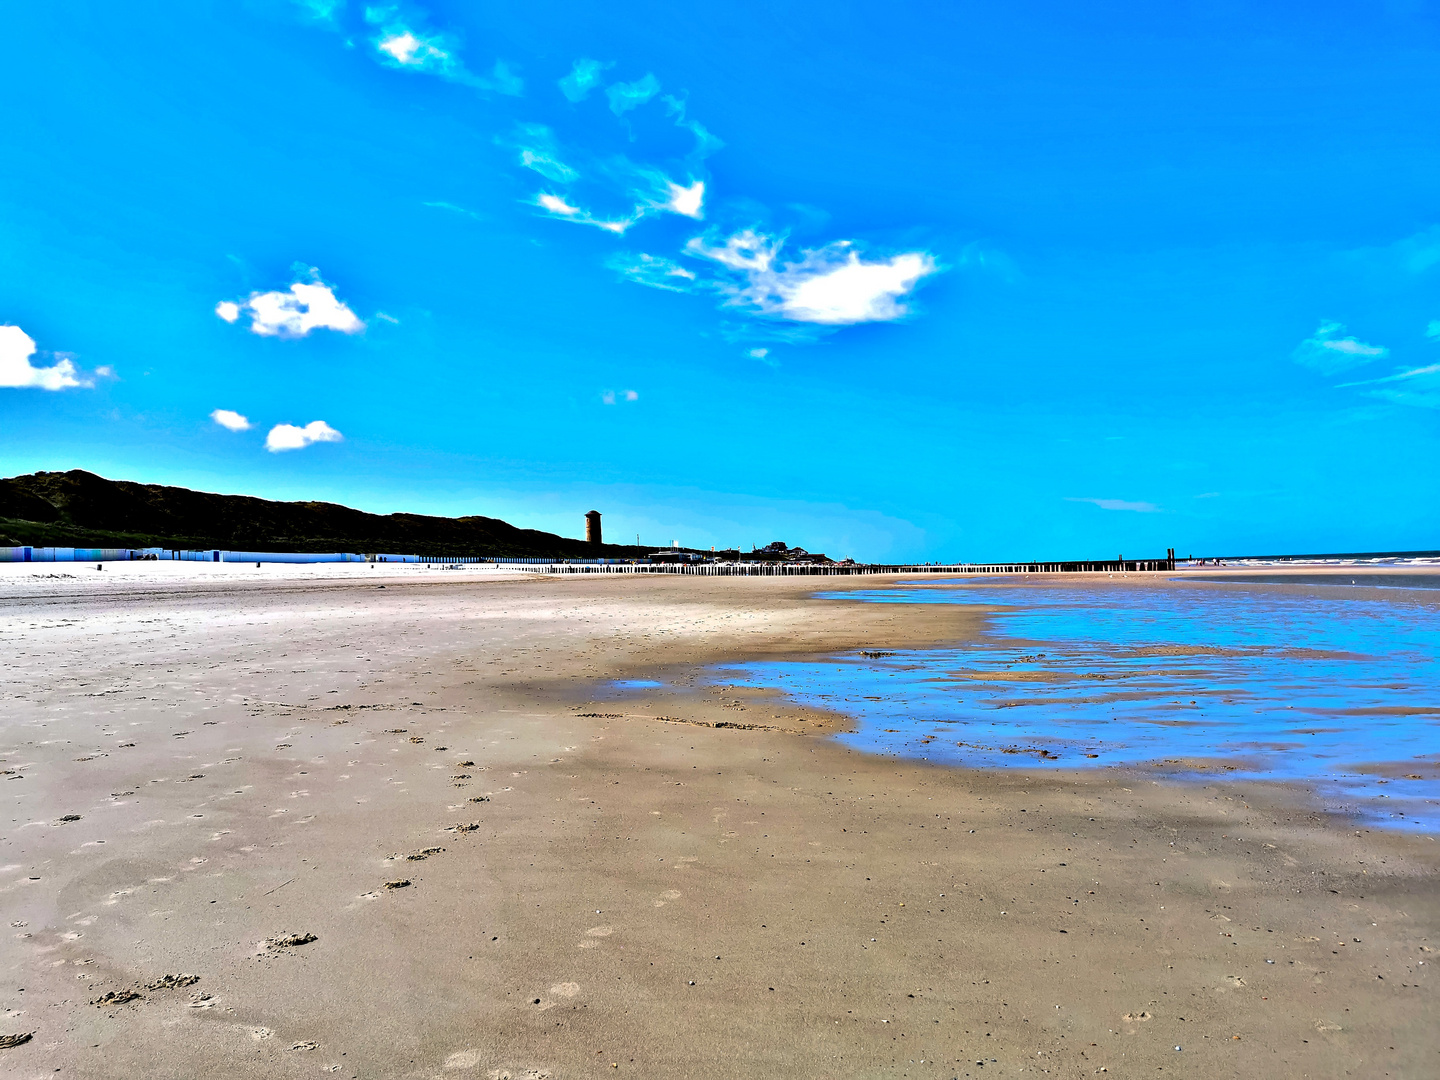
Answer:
[537,192,581,216]
[606,74,661,115]
[747,347,769,360]
[535,193,632,233]
[606,252,697,292]
[601,389,639,405]
[685,230,938,324]
[211,409,252,432]
[559,58,612,102]
[781,250,935,324]
[378,30,436,66]
[606,165,706,227]
[265,420,343,452]
[217,276,364,339]
[1292,320,1387,374]
[363,8,521,94]
[624,389,639,401]
[1066,497,1161,513]
[665,179,704,219]
[0,325,90,391]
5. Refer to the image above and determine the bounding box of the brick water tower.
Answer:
[585,510,602,546]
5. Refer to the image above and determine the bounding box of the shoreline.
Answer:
[2,571,1435,1077]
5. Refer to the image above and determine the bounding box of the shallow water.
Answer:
[719,581,1440,831]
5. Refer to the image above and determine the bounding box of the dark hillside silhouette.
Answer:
[0,470,651,558]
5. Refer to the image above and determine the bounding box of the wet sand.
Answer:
[1,566,1436,1079]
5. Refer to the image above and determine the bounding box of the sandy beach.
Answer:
[1,565,1436,1078]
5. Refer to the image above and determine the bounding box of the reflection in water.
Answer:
[720,582,1440,831]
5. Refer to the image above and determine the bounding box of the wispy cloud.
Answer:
[532,174,703,235]
[661,95,724,166]
[211,409,251,432]
[535,193,632,233]
[363,6,521,94]
[0,325,90,391]
[606,73,661,115]
[505,123,579,183]
[536,192,582,217]
[601,389,639,405]
[607,252,697,292]
[294,23,932,346]
[616,164,706,220]
[513,118,707,232]
[217,272,364,338]
[559,58,613,102]
[1338,362,1440,408]
[1066,497,1161,513]
[292,0,344,23]
[684,230,937,324]
[1292,320,1387,374]
[265,420,343,452]
[422,200,486,221]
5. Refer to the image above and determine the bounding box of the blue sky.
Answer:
[3,0,1439,560]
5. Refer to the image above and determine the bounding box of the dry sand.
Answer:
[0,564,1435,1079]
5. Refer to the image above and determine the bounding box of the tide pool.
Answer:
[719,581,1440,831]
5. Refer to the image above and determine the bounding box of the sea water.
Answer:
[719,580,1440,831]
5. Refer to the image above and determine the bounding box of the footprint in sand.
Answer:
[488,1068,551,1080]
[90,990,142,1007]
[579,926,611,949]
[549,982,580,998]
[1224,976,1246,988]
[145,974,199,991]
[249,1027,274,1041]
[444,1049,483,1068]
[1122,1011,1152,1023]
[653,889,682,908]
[265,933,317,949]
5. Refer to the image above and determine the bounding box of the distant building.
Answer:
[748,541,832,564]
[649,550,707,563]
[585,510,602,545]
